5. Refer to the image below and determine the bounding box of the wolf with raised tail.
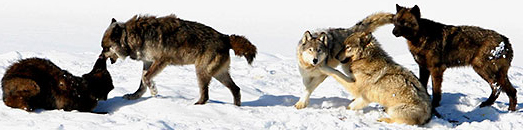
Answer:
[295,12,394,109]
[100,14,257,106]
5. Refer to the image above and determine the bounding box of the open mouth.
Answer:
[110,57,117,64]
[339,57,351,64]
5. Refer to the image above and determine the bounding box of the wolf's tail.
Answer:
[501,35,514,62]
[228,35,257,64]
[351,12,394,33]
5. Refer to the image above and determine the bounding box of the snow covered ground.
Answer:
[0,51,522,129]
[1,0,523,129]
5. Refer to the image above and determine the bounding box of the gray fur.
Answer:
[100,14,257,106]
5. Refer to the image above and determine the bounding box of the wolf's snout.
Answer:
[392,28,401,37]
[313,59,318,64]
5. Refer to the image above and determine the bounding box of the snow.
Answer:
[1,0,523,129]
[0,51,522,129]
[490,41,506,60]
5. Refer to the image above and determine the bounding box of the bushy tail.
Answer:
[229,35,257,64]
[351,12,394,33]
[501,35,514,62]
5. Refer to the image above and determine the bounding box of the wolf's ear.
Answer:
[411,5,421,19]
[360,32,372,46]
[396,4,402,12]
[301,31,313,44]
[319,32,328,46]
[111,18,117,23]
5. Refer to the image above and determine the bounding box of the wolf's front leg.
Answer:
[124,62,152,100]
[142,61,167,97]
[295,75,327,109]
[347,97,369,110]
[318,64,355,84]
[124,61,167,100]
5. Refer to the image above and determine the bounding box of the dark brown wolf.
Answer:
[101,14,257,106]
[2,56,114,112]
[393,4,517,111]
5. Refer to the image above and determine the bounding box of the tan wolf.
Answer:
[295,12,394,109]
[393,4,517,111]
[100,14,257,106]
[319,32,431,125]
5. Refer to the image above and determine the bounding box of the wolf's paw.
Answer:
[478,101,494,108]
[149,85,158,97]
[123,93,142,100]
[143,80,158,97]
[377,118,393,123]
[294,101,308,109]
[233,95,241,106]
[194,101,207,105]
[347,106,361,111]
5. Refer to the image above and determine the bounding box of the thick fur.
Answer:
[101,14,257,106]
[393,4,517,111]
[321,32,431,125]
[295,12,394,109]
[2,57,113,112]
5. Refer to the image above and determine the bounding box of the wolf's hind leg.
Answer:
[473,60,517,111]
[213,69,241,106]
[383,103,429,125]
[2,78,40,111]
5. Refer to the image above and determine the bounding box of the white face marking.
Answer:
[302,50,315,65]
[109,47,126,60]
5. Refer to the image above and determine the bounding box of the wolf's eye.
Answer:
[347,47,352,51]
[318,49,322,52]
[309,48,313,51]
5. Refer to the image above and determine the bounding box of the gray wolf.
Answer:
[2,56,113,112]
[295,12,394,109]
[100,15,257,106]
[393,4,517,111]
[320,32,431,125]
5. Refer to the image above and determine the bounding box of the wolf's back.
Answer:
[351,12,394,33]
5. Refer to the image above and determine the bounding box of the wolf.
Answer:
[2,56,113,112]
[295,12,395,109]
[319,32,431,125]
[393,4,517,111]
[100,14,257,106]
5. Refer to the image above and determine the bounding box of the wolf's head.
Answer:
[392,4,421,39]
[82,56,114,101]
[101,18,130,64]
[298,31,328,66]
[337,32,374,63]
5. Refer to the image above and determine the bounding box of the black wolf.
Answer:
[393,4,517,111]
[2,56,113,112]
